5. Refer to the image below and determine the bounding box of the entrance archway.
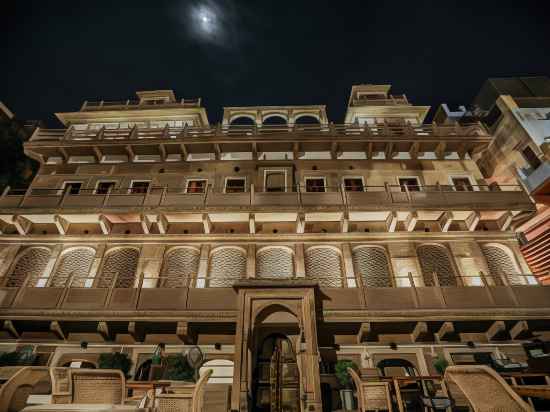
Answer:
[253,333,300,412]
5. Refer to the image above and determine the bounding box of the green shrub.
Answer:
[163,354,196,382]
[433,355,449,375]
[334,359,359,389]
[0,348,36,366]
[98,352,132,377]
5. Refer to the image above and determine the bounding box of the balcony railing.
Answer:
[0,184,533,212]
[80,98,202,111]
[0,271,545,313]
[351,94,410,107]
[27,122,489,143]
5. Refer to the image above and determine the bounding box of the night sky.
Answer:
[3,0,549,126]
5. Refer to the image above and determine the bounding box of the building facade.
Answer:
[0,85,549,411]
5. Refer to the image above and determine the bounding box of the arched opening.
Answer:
[208,246,246,287]
[160,247,200,287]
[294,115,320,125]
[62,360,97,369]
[229,116,256,126]
[481,244,523,285]
[352,246,392,287]
[417,244,457,286]
[50,247,95,287]
[262,115,288,126]
[199,359,234,384]
[256,246,294,279]
[251,305,300,412]
[5,247,51,287]
[305,246,343,287]
[97,248,139,288]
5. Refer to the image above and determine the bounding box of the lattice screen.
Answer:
[417,244,457,286]
[98,248,139,288]
[481,245,523,285]
[160,247,200,287]
[256,247,294,279]
[50,248,95,287]
[5,247,51,287]
[352,246,392,287]
[208,247,246,287]
[305,247,343,287]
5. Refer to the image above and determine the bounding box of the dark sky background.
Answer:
[2,0,549,126]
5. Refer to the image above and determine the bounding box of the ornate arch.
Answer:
[352,245,393,287]
[305,246,343,287]
[417,244,457,286]
[293,113,321,124]
[97,247,140,288]
[208,246,247,287]
[481,243,523,285]
[229,114,256,125]
[50,247,96,287]
[256,246,294,279]
[5,247,52,287]
[160,246,200,287]
[262,113,288,124]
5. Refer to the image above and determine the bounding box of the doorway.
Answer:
[253,334,300,412]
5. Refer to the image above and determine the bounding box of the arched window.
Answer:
[262,115,287,125]
[481,244,523,285]
[305,246,343,287]
[208,247,246,287]
[229,116,255,126]
[352,246,392,287]
[417,244,457,286]
[294,115,320,125]
[98,248,139,288]
[256,246,294,279]
[50,247,95,287]
[5,247,51,287]
[160,247,200,287]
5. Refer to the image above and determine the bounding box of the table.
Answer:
[513,385,550,400]
[125,381,171,405]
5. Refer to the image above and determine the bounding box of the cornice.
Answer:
[0,231,519,245]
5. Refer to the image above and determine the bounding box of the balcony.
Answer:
[351,94,410,107]
[0,184,534,215]
[24,123,491,163]
[0,272,547,317]
[79,98,202,111]
[519,160,550,197]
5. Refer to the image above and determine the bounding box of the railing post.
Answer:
[160,186,168,206]
[408,272,419,308]
[105,272,119,307]
[203,184,211,207]
[2,185,10,197]
[250,183,255,206]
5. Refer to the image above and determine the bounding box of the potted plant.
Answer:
[335,359,358,411]
[98,352,133,378]
[163,354,196,382]
[433,355,449,375]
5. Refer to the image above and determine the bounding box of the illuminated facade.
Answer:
[0,85,548,411]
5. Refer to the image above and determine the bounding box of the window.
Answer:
[398,177,420,192]
[264,170,286,192]
[305,178,326,193]
[451,177,474,192]
[95,181,116,195]
[521,146,542,170]
[129,181,150,194]
[343,177,365,192]
[62,182,82,195]
[185,179,207,194]
[225,177,246,193]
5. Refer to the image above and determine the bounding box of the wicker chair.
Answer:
[444,365,533,412]
[348,367,393,412]
[156,369,213,412]
[49,368,126,405]
[0,366,51,412]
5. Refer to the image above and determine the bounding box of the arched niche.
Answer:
[262,114,288,125]
[208,246,247,287]
[256,246,294,279]
[481,243,523,285]
[160,246,200,287]
[294,114,321,124]
[97,247,139,288]
[352,245,393,287]
[229,115,256,126]
[305,246,343,287]
[417,244,458,286]
[5,247,52,287]
[50,247,96,287]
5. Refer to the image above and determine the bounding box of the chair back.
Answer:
[50,367,126,405]
[444,365,533,412]
[0,366,50,412]
[192,369,213,412]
